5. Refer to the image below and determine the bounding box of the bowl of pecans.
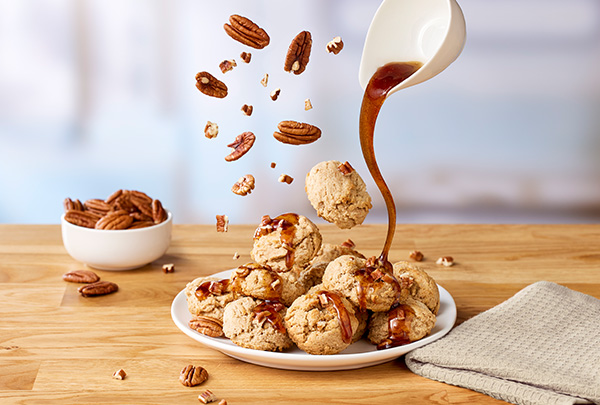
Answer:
[61,190,172,270]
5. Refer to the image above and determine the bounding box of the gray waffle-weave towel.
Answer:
[405,281,600,405]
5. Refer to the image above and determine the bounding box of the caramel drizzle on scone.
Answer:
[354,256,402,311]
[194,279,230,300]
[230,263,283,301]
[253,300,286,334]
[253,213,300,270]
[317,291,353,344]
[377,304,416,350]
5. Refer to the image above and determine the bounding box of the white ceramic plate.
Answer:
[171,269,456,371]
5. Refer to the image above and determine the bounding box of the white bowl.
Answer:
[61,211,173,271]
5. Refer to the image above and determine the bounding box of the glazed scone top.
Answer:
[184,276,235,321]
[305,160,372,229]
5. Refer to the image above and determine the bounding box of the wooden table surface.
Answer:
[1,224,599,404]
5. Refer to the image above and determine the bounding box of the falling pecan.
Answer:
[180,365,209,387]
[189,316,224,337]
[341,239,355,249]
[204,121,219,139]
[273,120,321,145]
[216,215,229,232]
[64,209,101,229]
[304,98,313,110]
[63,198,84,212]
[195,72,228,98]
[62,270,100,283]
[78,281,119,297]
[284,31,312,75]
[260,73,268,87]
[270,88,281,101]
[219,59,236,74]
[231,174,255,196]
[225,132,255,161]
[241,104,253,116]
[240,52,251,63]
[326,36,344,54]
[152,199,167,224]
[95,210,133,230]
[278,174,293,184]
[223,15,270,49]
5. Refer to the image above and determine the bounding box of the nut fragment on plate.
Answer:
[270,88,281,101]
[284,31,312,75]
[112,369,126,380]
[240,52,251,63]
[304,98,313,110]
[278,174,294,184]
[162,263,175,273]
[231,174,255,196]
[219,59,236,74]
[204,121,219,139]
[62,270,100,283]
[198,390,218,404]
[409,250,424,261]
[241,104,253,116]
[337,161,354,175]
[260,73,268,87]
[179,365,208,387]
[326,36,344,54]
[189,316,224,337]
[224,132,255,162]
[78,281,119,297]
[436,256,454,266]
[195,72,228,98]
[223,15,270,49]
[273,120,321,145]
[64,198,84,212]
[216,215,229,232]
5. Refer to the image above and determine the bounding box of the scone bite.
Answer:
[222,296,293,352]
[251,213,322,272]
[367,298,436,349]
[392,261,440,315]
[184,276,235,321]
[305,160,372,229]
[285,286,359,355]
[310,240,366,266]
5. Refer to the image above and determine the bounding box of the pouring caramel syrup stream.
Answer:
[359,61,423,267]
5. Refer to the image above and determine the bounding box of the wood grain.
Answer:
[1,224,598,404]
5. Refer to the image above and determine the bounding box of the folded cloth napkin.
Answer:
[405,281,600,405]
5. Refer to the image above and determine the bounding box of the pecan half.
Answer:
[241,104,253,116]
[64,209,101,229]
[231,174,255,196]
[219,59,236,74]
[216,215,229,232]
[273,120,321,145]
[180,365,208,387]
[128,220,155,229]
[240,52,251,63]
[113,192,136,213]
[189,316,224,337]
[63,198,84,212]
[130,197,153,218]
[130,190,152,204]
[284,31,312,75]
[152,199,167,224]
[95,210,133,230]
[326,36,344,54]
[224,132,255,161]
[198,390,217,404]
[337,161,354,175]
[105,189,124,205]
[195,72,228,98]
[62,270,100,283]
[78,281,119,297]
[223,15,270,49]
[204,121,219,139]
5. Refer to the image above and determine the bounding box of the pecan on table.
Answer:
[195,72,228,98]
[78,281,119,297]
[273,120,321,145]
[223,15,270,49]
[189,316,224,337]
[62,270,100,283]
[64,209,101,229]
[284,31,312,75]
[224,132,255,162]
[231,174,255,196]
[95,210,133,230]
[180,365,209,387]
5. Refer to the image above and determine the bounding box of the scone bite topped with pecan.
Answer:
[185,276,234,322]
[305,160,372,229]
[251,213,322,272]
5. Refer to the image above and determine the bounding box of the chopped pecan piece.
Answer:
[409,250,424,261]
[162,263,175,273]
[180,365,208,387]
[195,72,228,98]
[63,198,84,212]
[64,209,101,229]
[204,121,219,139]
[224,132,255,161]
[304,98,312,110]
[231,174,255,196]
[216,215,229,232]
[278,174,294,184]
[270,88,281,101]
[273,120,321,145]
[436,256,454,267]
[284,31,312,75]
[223,15,270,49]
[112,369,126,380]
[78,281,119,297]
[219,59,236,74]
[260,73,268,87]
[326,36,344,54]
[241,104,253,116]
[240,52,251,63]
[62,270,100,284]
[337,161,354,175]
[270,162,276,169]
[233,252,240,260]
[189,316,224,337]
[198,390,218,404]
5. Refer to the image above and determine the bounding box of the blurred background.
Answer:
[1,0,599,225]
